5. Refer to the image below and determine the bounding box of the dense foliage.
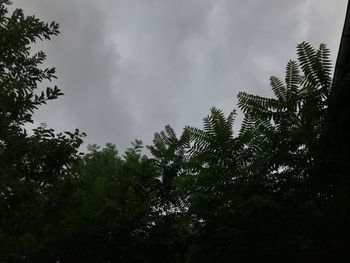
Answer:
[1,1,349,262]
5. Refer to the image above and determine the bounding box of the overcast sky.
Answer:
[15,0,348,152]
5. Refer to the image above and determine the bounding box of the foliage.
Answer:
[237,43,331,177]
[0,1,84,261]
[179,42,335,262]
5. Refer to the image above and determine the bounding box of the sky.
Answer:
[14,0,348,152]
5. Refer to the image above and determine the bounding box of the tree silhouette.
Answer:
[0,1,84,261]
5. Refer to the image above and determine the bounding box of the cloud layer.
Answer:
[15,0,347,151]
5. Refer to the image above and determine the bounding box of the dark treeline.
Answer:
[1,1,349,262]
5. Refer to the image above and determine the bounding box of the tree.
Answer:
[237,42,332,189]
[0,1,85,261]
[182,42,335,262]
[59,141,187,263]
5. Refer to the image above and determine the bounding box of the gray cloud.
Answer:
[15,0,348,152]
